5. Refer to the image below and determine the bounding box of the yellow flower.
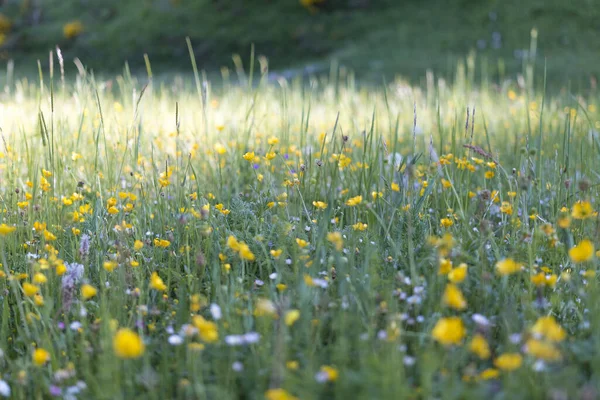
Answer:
[448,263,468,283]
[352,222,368,231]
[345,195,362,207]
[479,368,499,380]
[43,230,57,241]
[192,316,219,343]
[81,284,97,300]
[270,249,283,259]
[238,243,256,261]
[495,258,521,275]
[32,348,50,366]
[33,272,47,284]
[469,334,490,359]
[493,353,522,371]
[0,223,16,236]
[22,282,39,297]
[242,152,255,161]
[440,218,454,228]
[326,232,343,251]
[525,339,561,361]
[150,272,167,291]
[63,20,83,39]
[255,298,277,317]
[103,261,118,272]
[530,316,566,342]
[569,239,594,263]
[113,328,145,359]
[284,309,301,326]
[442,283,467,310]
[572,200,593,219]
[296,238,309,248]
[265,388,298,400]
[500,202,513,215]
[312,201,327,209]
[432,317,465,346]
[319,365,339,382]
[438,258,452,275]
[134,240,144,251]
[153,239,171,248]
[267,136,280,146]
[391,182,400,192]
[557,216,571,228]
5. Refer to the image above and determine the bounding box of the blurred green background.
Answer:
[0,0,598,84]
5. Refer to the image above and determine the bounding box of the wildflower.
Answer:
[63,20,83,39]
[495,258,521,275]
[493,353,522,371]
[32,348,50,366]
[572,201,593,219]
[150,272,167,291]
[448,263,468,283]
[500,202,513,215]
[530,316,566,342]
[265,388,298,400]
[391,182,400,192]
[227,236,240,251]
[569,239,594,263]
[81,284,97,300]
[242,152,255,162]
[23,282,39,297]
[525,339,561,361]
[0,379,10,397]
[438,258,452,275]
[530,272,557,287]
[353,222,368,231]
[270,249,283,259]
[103,261,118,272]
[440,218,453,228]
[284,310,300,327]
[113,328,145,359]
[33,272,47,284]
[345,195,362,206]
[312,201,327,209]
[442,283,467,310]
[0,224,16,236]
[192,316,219,343]
[326,232,343,251]
[479,368,499,380]
[154,239,171,248]
[316,365,339,382]
[43,230,57,241]
[484,171,495,179]
[296,238,309,248]
[255,298,277,317]
[134,240,144,251]
[432,317,466,346]
[469,334,490,359]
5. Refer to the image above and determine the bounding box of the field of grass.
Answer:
[0,48,600,399]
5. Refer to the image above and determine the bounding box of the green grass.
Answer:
[0,51,599,398]
[0,0,600,85]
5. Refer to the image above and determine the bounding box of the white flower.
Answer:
[0,380,10,398]
[232,361,244,372]
[210,304,222,321]
[472,314,491,327]
[242,332,260,344]
[315,371,329,383]
[168,335,184,346]
[70,321,82,331]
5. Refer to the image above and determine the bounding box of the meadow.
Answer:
[0,48,599,399]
